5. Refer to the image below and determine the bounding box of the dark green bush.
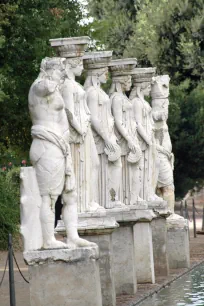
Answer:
[0,167,20,250]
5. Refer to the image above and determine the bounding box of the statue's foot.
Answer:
[114,200,126,207]
[136,196,145,202]
[66,237,96,249]
[43,238,67,249]
[88,201,105,212]
[148,194,163,202]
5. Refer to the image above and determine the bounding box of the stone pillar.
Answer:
[112,224,136,295]
[133,222,155,283]
[24,247,102,306]
[56,213,118,306]
[106,206,156,295]
[151,216,169,277]
[166,214,190,269]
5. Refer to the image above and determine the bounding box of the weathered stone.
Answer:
[133,222,155,283]
[112,225,137,295]
[24,247,102,306]
[151,217,169,277]
[166,214,190,269]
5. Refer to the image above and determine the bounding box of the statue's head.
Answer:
[83,51,112,88]
[130,67,156,99]
[65,57,83,77]
[109,58,137,94]
[40,57,66,84]
[151,75,170,99]
[111,75,132,93]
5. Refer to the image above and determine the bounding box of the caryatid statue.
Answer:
[129,68,163,203]
[109,59,144,205]
[151,75,175,212]
[50,37,101,213]
[28,57,94,249]
[83,51,122,208]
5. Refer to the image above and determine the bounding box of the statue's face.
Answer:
[124,76,132,91]
[99,69,108,84]
[72,62,83,77]
[50,69,64,83]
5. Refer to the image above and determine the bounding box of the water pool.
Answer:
[139,263,204,306]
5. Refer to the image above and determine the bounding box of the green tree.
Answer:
[124,0,204,85]
[88,0,138,56]
[0,0,85,157]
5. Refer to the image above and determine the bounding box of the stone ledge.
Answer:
[24,246,99,266]
[106,208,156,223]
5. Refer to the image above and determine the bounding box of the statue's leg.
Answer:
[130,164,144,204]
[40,195,67,249]
[108,158,123,206]
[62,190,96,248]
[162,185,175,213]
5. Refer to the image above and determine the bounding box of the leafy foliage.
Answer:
[88,0,204,197]
[0,167,20,250]
[0,0,85,154]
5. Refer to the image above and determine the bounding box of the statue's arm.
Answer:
[112,96,131,142]
[133,98,151,145]
[61,82,83,135]
[87,89,108,142]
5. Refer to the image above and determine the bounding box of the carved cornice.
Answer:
[131,67,156,83]
[109,58,137,76]
[83,51,113,69]
[49,36,90,58]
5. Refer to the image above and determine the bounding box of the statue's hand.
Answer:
[105,140,116,152]
[146,138,152,146]
[128,140,136,153]
[65,172,75,193]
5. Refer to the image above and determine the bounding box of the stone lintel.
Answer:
[106,208,156,224]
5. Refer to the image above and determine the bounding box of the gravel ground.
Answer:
[0,222,203,306]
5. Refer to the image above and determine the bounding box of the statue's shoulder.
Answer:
[110,92,123,102]
[86,86,99,97]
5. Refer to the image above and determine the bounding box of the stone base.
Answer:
[133,222,155,283]
[106,207,156,295]
[56,214,118,306]
[24,247,102,306]
[112,224,137,295]
[167,214,190,269]
[151,217,169,277]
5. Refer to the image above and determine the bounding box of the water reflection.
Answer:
[139,263,204,306]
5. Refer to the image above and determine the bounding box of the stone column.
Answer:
[24,247,102,306]
[106,206,156,295]
[166,214,190,269]
[133,221,155,283]
[56,213,118,306]
[151,215,169,277]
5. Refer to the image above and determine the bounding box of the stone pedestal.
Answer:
[56,213,118,306]
[106,206,156,294]
[24,247,102,306]
[166,214,190,269]
[133,222,155,283]
[151,217,169,277]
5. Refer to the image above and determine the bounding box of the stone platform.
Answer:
[24,247,102,306]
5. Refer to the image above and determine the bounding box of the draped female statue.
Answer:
[50,37,101,213]
[83,51,122,208]
[129,68,163,202]
[109,59,144,205]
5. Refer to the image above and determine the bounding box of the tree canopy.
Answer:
[88,0,204,196]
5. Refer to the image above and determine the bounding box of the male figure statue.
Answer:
[28,57,94,249]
